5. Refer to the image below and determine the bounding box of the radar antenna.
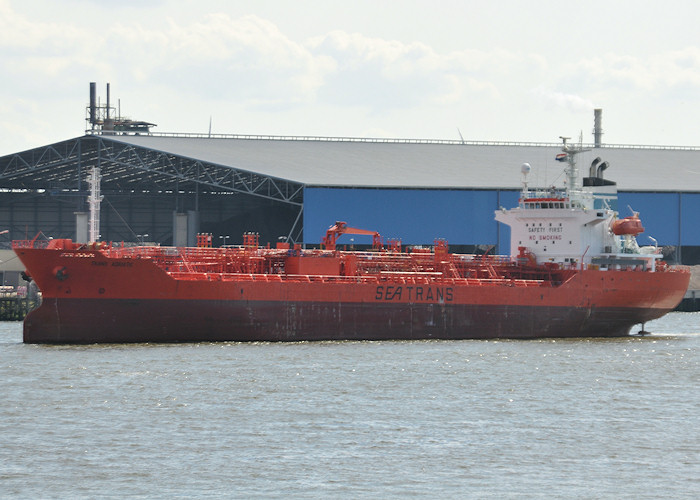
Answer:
[520,163,531,195]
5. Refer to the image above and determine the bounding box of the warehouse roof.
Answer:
[108,134,700,192]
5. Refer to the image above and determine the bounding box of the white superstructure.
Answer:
[495,138,661,271]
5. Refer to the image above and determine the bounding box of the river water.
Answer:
[0,313,698,499]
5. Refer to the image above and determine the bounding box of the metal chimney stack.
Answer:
[593,108,603,147]
[104,83,114,131]
[89,82,96,127]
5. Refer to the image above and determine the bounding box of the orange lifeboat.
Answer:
[612,215,644,236]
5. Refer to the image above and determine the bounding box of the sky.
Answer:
[2,0,700,156]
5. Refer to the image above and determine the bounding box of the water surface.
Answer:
[1,313,698,498]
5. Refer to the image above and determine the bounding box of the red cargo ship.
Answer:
[14,140,689,343]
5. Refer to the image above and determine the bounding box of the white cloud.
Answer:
[531,87,594,112]
[657,47,700,87]
[561,49,700,94]
[2,0,700,154]
[307,31,525,112]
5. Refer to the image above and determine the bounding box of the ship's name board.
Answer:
[60,252,96,258]
[90,260,134,267]
[375,285,454,302]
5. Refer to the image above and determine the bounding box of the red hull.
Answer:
[14,242,690,343]
[24,297,676,344]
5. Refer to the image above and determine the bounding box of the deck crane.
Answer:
[321,221,382,251]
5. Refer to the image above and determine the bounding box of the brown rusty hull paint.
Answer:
[24,297,668,344]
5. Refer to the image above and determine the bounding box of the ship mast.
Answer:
[560,136,589,192]
[87,166,103,242]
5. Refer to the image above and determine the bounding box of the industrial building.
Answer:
[2,132,700,248]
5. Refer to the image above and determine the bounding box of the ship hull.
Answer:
[15,245,689,344]
[24,297,675,344]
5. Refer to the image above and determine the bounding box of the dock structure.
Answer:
[0,292,40,321]
[677,291,699,311]
[676,267,700,311]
